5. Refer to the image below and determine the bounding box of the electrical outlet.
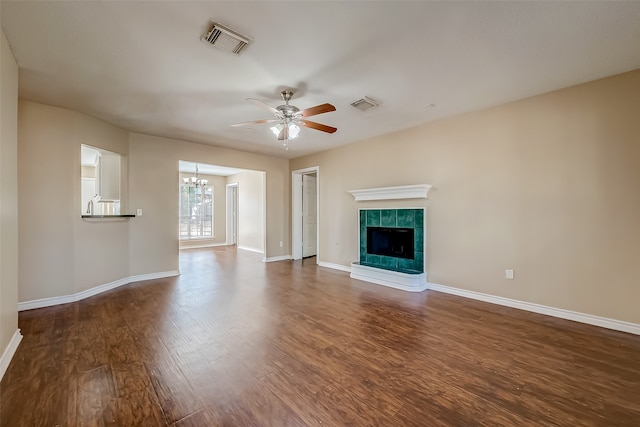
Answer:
[505,269,514,280]
[279,241,283,247]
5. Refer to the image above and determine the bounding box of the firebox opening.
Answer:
[367,227,414,260]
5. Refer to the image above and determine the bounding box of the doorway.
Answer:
[178,161,265,254]
[292,166,319,264]
[302,173,317,258]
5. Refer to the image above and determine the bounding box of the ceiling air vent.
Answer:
[350,96,380,111]
[201,21,251,55]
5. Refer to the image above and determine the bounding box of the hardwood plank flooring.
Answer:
[2,246,639,426]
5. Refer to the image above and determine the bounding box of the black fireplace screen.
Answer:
[367,227,414,259]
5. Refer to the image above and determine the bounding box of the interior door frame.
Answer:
[225,182,238,245]
[292,166,319,260]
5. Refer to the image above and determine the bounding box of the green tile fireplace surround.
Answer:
[359,208,424,274]
[348,184,431,292]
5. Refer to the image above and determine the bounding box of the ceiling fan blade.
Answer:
[230,119,279,127]
[299,119,337,134]
[300,103,336,118]
[246,98,279,115]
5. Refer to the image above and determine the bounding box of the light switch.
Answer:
[137,209,143,216]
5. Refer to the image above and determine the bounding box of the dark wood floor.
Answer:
[2,247,639,426]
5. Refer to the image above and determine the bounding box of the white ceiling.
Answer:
[3,1,640,159]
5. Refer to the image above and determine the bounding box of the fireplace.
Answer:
[359,208,424,274]
[367,227,414,260]
[348,185,430,292]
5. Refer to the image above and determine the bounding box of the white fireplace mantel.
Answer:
[348,184,432,202]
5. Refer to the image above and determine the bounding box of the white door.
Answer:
[226,184,238,245]
[302,174,317,257]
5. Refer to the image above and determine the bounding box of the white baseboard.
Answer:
[18,270,180,312]
[429,283,640,336]
[317,261,352,273]
[1,329,23,381]
[127,270,180,284]
[262,255,291,262]
[19,294,78,311]
[263,255,291,263]
[237,245,264,254]
[179,242,228,250]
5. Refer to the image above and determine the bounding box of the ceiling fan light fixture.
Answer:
[270,123,300,140]
[232,89,336,149]
[288,123,300,139]
[270,123,282,137]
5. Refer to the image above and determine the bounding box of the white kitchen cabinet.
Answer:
[97,153,120,201]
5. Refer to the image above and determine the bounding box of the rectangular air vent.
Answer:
[350,96,380,111]
[201,22,251,55]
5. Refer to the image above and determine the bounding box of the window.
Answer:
[179,185,213,239]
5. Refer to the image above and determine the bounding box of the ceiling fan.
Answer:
[231,90,337,148]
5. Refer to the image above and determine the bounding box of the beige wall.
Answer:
[227,170,265,253]
[178,172,227,248]
[1,26,20,363]
[17,106,290,302]
[128,133,288,276]
[291,70,640,324]
[18,101,131,301]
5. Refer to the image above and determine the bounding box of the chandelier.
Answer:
[182,164,208,187]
